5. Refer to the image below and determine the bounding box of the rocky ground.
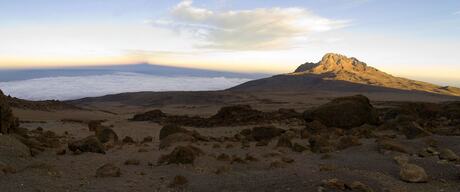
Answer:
[1,90,460,192]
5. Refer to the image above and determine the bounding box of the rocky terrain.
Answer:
[1,86,460,191]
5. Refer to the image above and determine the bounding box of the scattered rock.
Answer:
[96,163,121,177]
[337,136,362,150]
[269,160,286,169]
[68,136,105,154]
[255,140,270,147]
[321,178,347,190]
[281,156,294,164]
[217,153,230,161]
[393,155,409,166]
[399,163,428,183]
[438,148,459,161]
[245,153,259,162]
[377,139,410,154]
[319,164,337,172]
[401,122,431,139]
[158,145,203,165]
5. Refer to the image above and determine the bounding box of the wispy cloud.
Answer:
[151,0,349,50]
[454,11,460,15]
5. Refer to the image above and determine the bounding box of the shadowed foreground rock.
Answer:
[158,145,203,165]
[96,163,121,177]
[0,90,18,134]
[68,136,106,154]
[304,95,379,129]
[400,163,429,183]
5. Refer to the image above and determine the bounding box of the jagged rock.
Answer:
[304,95,379,129]
[68,136,105,154]
[159,133,196,149]
[251,126,285,141]
[438,148,459,161]
[96,163,121,177]
[131,109,167,122]
[337,136,362,150]
[0,90,19,134]
[400,163,428,183]
[158,145,203,165]
[95,127,118,144]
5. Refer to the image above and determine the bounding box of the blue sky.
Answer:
[0,0,459,85]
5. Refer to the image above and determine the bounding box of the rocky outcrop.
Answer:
[304,95,379,129]
[0,90,18,134]
[68,136,106,154]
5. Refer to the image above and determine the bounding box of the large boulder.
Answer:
[0,90,18,134]
[159,133,196,149]
[95,127,118,144]
[304,95,378,129]
[68,136,106,154]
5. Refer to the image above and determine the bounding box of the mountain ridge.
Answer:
[231,53,460,96]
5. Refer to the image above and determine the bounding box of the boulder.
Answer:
[95,127,118,144]
[159,124,190,140]
[304,95,379,129]
[96,163,121,177]
[142,136,153,143]
[122,136,135,144]
[438,148,459,161]
[400,122,431,139]
[276,133,293,148]
[68,136,105,154]
[0,90,18,134]
[158,145,203,165]
[131,109,167,122]
[399,163,428,183]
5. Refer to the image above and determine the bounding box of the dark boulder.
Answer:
[68,136,105,154]
[251,126,285,141]
[158,145,203,165]
[0,90,19,134]
[304,95,379,129]
[159,124,191,140]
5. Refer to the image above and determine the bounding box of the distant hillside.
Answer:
[230,53,460,97]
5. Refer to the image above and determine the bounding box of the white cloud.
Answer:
[152,0,349,50]
[0,73,251,101]
[454,11,460,15]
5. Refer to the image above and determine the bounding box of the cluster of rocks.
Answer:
[131,105,303,127]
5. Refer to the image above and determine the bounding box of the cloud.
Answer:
[0,72,251,100]
[152,0,349,50]
[454,11,460,15]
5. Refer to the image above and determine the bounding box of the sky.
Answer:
[1,0,460,85]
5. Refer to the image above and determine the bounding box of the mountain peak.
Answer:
[295,53,371,74]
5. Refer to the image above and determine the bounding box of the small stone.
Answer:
[169,175,188,188]
[439,148,459,161]
[350,181,374,192]
[124,159,140,165]
[400,163,428,183]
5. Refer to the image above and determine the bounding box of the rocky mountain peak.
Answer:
[295,53,371,74]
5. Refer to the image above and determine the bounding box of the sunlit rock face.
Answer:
[292,53,460,96]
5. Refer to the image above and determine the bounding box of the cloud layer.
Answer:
[153,0,348,50]
[0,72,251,101]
